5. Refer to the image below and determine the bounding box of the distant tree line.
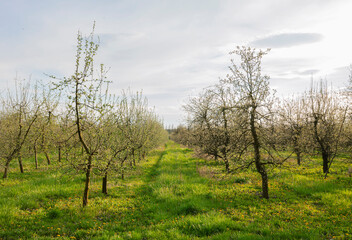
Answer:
[172,46,352,199]
[0,25,168,207]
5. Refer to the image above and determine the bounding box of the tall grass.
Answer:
[0,142,351,239]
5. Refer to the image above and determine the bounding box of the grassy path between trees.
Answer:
[0,141,351,239]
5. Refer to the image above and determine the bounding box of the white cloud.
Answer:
[0,0,352,126]
[251,33,323,48]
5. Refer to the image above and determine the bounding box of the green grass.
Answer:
[0,142,351,239]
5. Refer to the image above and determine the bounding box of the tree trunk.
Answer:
[224,158,230,173]
[250,107,269,199]
[132,149,136,167]
[137,150,141,163]
[313,118,330,174]
[121,161,124,180]
[293,136,301,165]
[34,144,38,169]
[222,108,230,173]
[58,146,61,162]
[18,152,24,173]
[322,151,329,174]
[260,170,269,199]
[102,172,108,195]
[3,160,10,179]
[295,149,301,166]
[45,151,51,165]
[82,155,93,207]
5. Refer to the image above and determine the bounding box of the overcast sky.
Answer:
[1,0,352,126]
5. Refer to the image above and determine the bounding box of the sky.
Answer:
[1,0,352,127]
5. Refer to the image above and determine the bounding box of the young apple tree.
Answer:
[224,46,280,199]
[52,25,112,207]
[305,80,348,176]
[0,79,41,178]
